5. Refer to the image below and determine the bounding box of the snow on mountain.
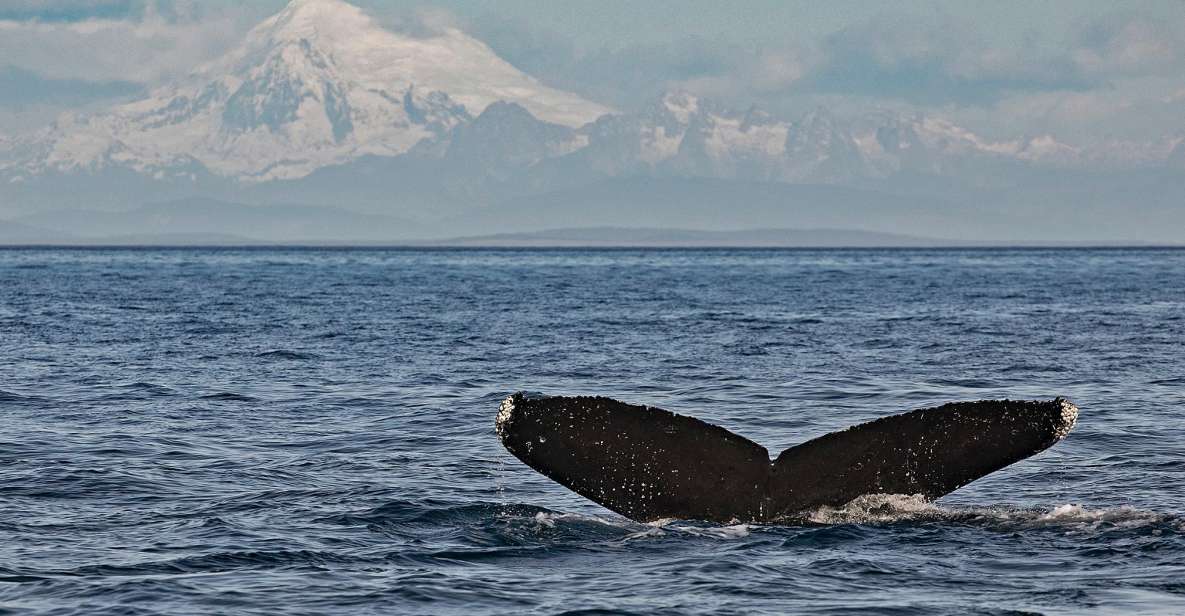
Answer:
[1168,136,1185,167]
[851,112,1089,174]
[1074,135,1185,170]
[1006,135,1082,166]
[567,93,789,180]
[780,108,868,181]
[858,113,999,174]
[15,0,610,183]
[640,92,700,164]
[574,93,863,183]
[216,0,609,128]
[0,130,49,179]
[0,134,11,173]
[431,101,587,198]
[673,103,791,179]
[612,95,1159,183]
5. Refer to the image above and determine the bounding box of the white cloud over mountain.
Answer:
[0,7,246,85]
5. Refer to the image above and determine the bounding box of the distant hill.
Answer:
[3,191,1175,246]
[433,226,962,247]
[451,177,982,238]
[13,198,420,243]
[0,220,71,244]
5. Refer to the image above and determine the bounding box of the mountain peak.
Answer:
[264,0,371,43]
[275,0,359,22]
[230,0,609,128]
[282,0,353,10]
[660,91,701,124]
[3,0,612,182]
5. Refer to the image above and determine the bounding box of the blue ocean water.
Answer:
[1,247,1183,615]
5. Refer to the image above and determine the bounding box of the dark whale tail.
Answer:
[495,394,1078,523]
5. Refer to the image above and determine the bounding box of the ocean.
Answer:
[1,247,1183,615]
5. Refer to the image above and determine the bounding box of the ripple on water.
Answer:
[198,392,259,402]
[255,350,322,360]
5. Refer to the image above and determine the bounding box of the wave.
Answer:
[90,381,178,401]
[0,389,39,403]
[338,501,759,545]
[255,350,321,360]
[117,381,176,393]
[52,549,365,578]
[796,494,1183,534]
[318,500,550,527]
[199,392,259,402]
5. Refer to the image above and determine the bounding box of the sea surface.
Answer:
[1,247,1183,615]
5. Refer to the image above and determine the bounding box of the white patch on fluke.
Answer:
[495,394,515,440]
[1053,398,1079,441]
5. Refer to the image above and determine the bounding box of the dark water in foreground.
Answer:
[1,247,1183,615]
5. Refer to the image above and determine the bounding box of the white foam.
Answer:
[621,527,668,542]
[531,511,633,530]
[800,494,1179,534]
[666,523,754,539]
[1030,503,1173,532]
[803,493,941,525]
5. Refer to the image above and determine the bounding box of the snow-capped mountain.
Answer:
[850,112,1088,175]
[561,93,1073,185]
[562,93,856,183]
[1169,137,1185,167]
[0,0,1181,227]
[0,134,12,172]
[13,0,609,183]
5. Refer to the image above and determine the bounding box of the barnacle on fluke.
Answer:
[496,394,1078,523]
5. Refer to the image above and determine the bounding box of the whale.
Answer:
[495,394,1078,523]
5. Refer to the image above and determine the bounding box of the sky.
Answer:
[1,0,1184,143]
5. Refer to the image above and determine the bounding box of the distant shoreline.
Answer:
[1,243,1180,250]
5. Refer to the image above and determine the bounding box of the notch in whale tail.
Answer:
[495,394,1078,523]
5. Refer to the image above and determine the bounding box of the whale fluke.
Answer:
[495,394,1078,523]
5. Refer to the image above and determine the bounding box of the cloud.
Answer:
[0,0,239,23]
[471,15,812,109]
[0,0,140,22]
[1072,13,1185,77]
[371,5,461,38]
[0,65,141,108]
[966,74,1185,144]
[465,7,1185,145]
[793,11,1185,109]
[0,2,252,84]
[471,10,1179,113]
[574,38,755,103]
[803,15,1096,105]
[938,13,1185,142]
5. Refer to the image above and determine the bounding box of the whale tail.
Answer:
[495,394,1078,523]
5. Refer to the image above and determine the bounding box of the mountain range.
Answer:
[1,0,1183,243]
